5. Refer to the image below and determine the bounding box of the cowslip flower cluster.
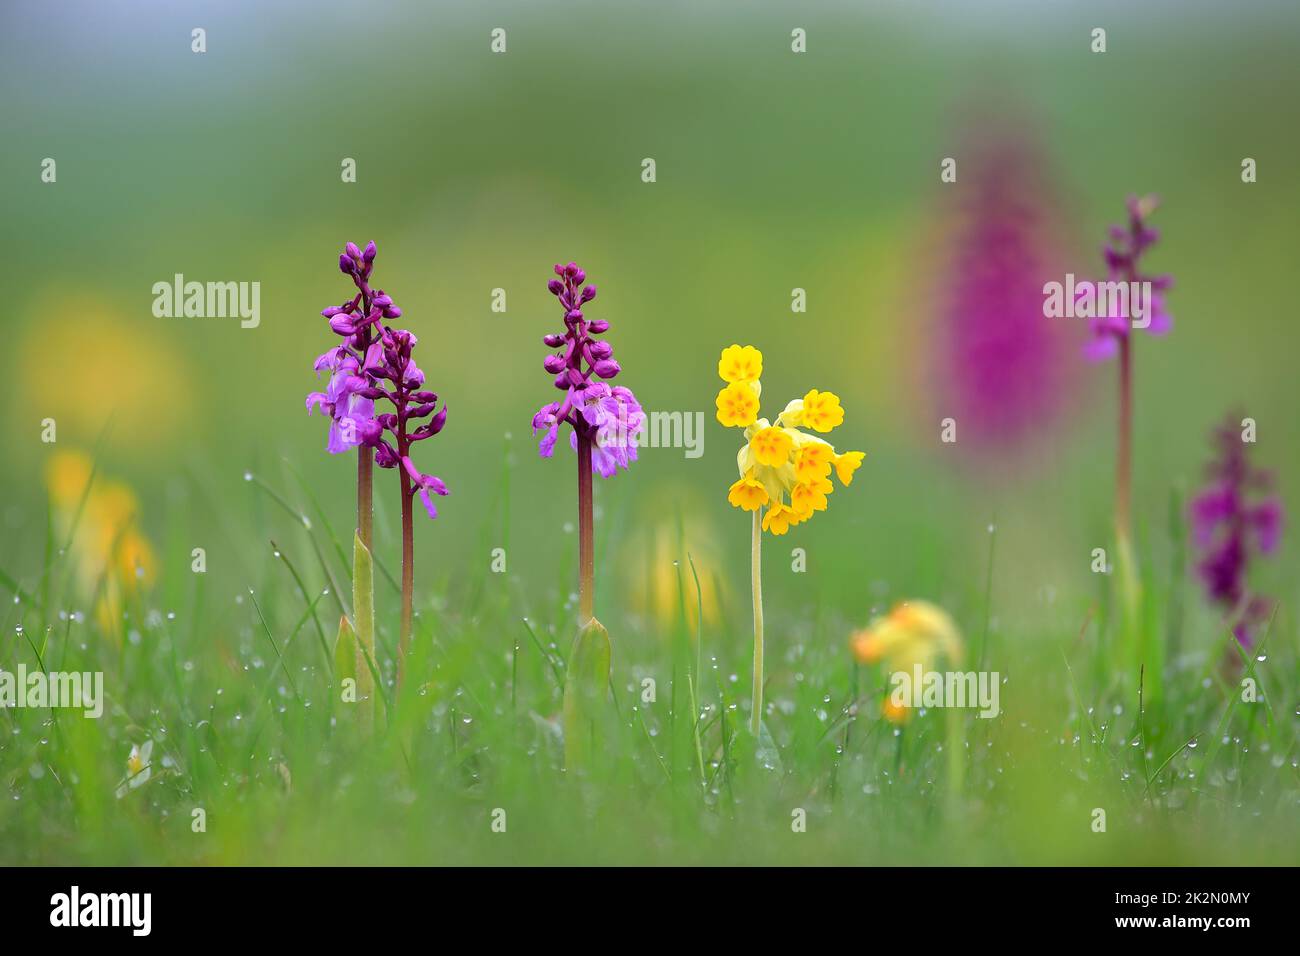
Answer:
[532,262,644,476]
[715,345,864,534]
[1189,415,1283,648]
[1081,195,1173,362]
[307,241,402,452]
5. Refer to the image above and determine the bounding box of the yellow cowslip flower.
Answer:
[748,426,793,467]
[834,451,865,485]
[761,500,799,535]
[715,344,866,738]
[850,600,964,674]
[715,345,864,534]
[794,444,834,483]
[728,472,769,511]
[718,344,763,383]
[800,389,845,432]
[790,476,833,517]
[715,380,760,427]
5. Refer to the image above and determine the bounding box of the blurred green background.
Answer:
[4,1,1298,620]
[1,1,1297,863]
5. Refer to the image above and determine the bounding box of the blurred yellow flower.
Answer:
[851,601,964,724]
[623,497,724,634]
[46,450,157,634]
[881,697,912,724]
[850,600,964,674]
[17,294,191,448]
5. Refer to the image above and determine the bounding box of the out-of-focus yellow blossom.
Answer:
[851,601,964,724]
[19,294,191,448]
[715,345,864,535]
[46,450,157,634]
[622,493,725,633]
[850,601,964,673]
[881,697,912,724]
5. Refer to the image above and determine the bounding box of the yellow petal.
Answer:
[718,344,763,383]
[749,426,794,467]
[801,389,845,433]
[834,451,865,485]
[715,382,759,427]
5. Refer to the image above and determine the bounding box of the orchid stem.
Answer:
[750,508,765,737]
[1116,335,1133,547]
[577,432,594,625]
[357,451,373,551]
[398,454,413,685]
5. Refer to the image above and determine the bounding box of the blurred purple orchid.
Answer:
[1081,195,1174,362]
[1189,414,1284,648]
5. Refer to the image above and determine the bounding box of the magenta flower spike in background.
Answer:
[1189,414,1284,649]
[931,120,1076,456]
[532,262,643,624]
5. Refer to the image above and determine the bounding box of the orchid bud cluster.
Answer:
[307,240,398,454]
[532,262,644,477]
[362,329,449,518]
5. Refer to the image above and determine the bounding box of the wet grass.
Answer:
[1,450,1297,867]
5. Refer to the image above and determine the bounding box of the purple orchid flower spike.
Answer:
[307,240,401,550]
[1189,413,1284,650]
[305,241,447,688]
[362,326,449,677]
[1079,197,1173,551]
[1080,195,1173,363]
[531,262,643,626]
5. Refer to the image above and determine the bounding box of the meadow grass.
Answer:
[1,445,1297,867]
